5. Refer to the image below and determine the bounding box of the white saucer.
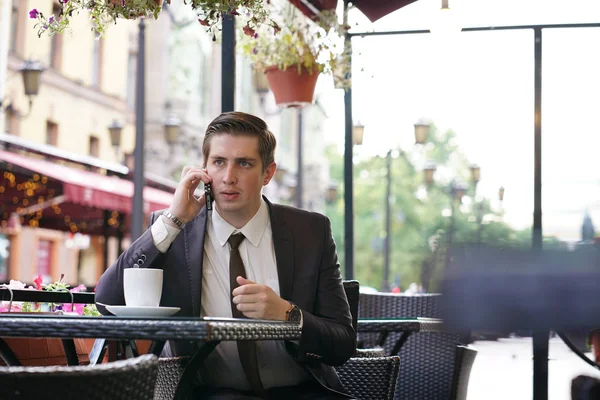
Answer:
[105,305,180,317]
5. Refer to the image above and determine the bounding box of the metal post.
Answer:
[342,0,354,280]
[296,108,303,209]
[102,210,110,272]
[131,18,146,241]
[221,15,235,112]
[382,150,392,292]
[445,185,457,270]
[532,27,548,400]
[0,0,11,132]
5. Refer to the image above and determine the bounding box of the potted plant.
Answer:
[29,0,274,39]
[238,3,350,107]
[0,275,100,366]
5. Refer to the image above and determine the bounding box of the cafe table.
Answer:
[357,317,444,355]
[0,313,301,399]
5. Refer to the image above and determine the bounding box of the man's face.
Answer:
[205,133,275,222]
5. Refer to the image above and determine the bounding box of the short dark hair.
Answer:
[203,112,276,172]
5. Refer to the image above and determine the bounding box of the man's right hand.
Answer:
[167,166,212,224]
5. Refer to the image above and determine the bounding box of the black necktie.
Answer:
[228,233,264,393]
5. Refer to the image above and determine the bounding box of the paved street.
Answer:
[467,337,600,400]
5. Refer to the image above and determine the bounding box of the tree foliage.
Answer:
[324,123,532,291]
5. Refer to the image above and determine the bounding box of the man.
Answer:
[96,112,356,399]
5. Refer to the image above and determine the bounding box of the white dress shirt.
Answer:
[151,199,308,390]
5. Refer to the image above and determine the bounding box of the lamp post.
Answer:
[470,163,484,246]
[381,122,430,292]
[131,17,146,241]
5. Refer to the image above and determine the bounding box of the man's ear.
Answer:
[263,162,277,186]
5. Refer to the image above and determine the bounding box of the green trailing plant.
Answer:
[29,0,275,39]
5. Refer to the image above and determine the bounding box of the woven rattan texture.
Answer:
[0,317,301,341]
[358,294,462,400]
[336,356,400,400]
[355,348,385,358]
[154,357,190,400]
[0,354,158,400]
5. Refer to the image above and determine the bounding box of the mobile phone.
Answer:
[204,182,213,211]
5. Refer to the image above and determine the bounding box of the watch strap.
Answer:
[162,210,186,229]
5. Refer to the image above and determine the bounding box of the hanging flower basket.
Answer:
[29,0,277,39]
[264,66,320,108]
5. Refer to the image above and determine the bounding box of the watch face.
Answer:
[288,306,301,323]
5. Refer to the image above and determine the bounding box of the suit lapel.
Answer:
[265,197,294,302]
[184,207,207,316]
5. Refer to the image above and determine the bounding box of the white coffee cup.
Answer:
[123,268,163,307]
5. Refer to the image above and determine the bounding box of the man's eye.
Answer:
[215,160,224,166]
[240,161,251,167]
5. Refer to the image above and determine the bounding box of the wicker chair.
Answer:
[154,356,190,400]
[335,356,400,400]
[358,292,477,400]
[0,353,158,400]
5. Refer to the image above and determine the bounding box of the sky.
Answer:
[318,0,600,241]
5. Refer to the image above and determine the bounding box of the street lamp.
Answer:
[424,163,437,186]
[470,164,481,184]
[326,181,339,204]
[414,121,430,145]
[0,60,44,121]
[108,119,123,149]
[164,112,181,147]
[498,186,505,202]
[353,124,364,145]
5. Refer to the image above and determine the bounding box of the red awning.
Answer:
[352,0,418,22]
[290,0,418,22]
[0,150,173,215]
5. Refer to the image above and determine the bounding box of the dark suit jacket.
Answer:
[95,196,356,396]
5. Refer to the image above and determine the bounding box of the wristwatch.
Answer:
[285,302,302,323]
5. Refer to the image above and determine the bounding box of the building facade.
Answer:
[0,0,334,287]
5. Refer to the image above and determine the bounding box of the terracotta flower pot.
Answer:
[1,337,91,366]
[264,65,320,108]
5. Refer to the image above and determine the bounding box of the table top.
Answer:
[0,314,302,341]
[357,317,444,333]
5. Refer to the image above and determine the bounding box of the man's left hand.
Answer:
[232,276,290,320]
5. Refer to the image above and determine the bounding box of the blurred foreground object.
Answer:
[440,245,600,332]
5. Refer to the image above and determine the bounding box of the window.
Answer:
[91,34,104,88]
[89,135,100,157]
[49,5,63,69]
[126,52,137,107]
[46,121,58,146]
[4,107,20,136]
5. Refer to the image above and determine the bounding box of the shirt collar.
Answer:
[212,198,269,248]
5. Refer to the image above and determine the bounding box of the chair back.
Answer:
[359,293,467,400]
[154,356,190,400]
[335,356,400,400]
[0,354,158,400]
[343,280,360,333]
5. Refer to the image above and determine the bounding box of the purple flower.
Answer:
[254,33,258,39]
[61,0,69,3]
[29,8,39,19]
[48,15,55,23]
[253,48,258,54]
